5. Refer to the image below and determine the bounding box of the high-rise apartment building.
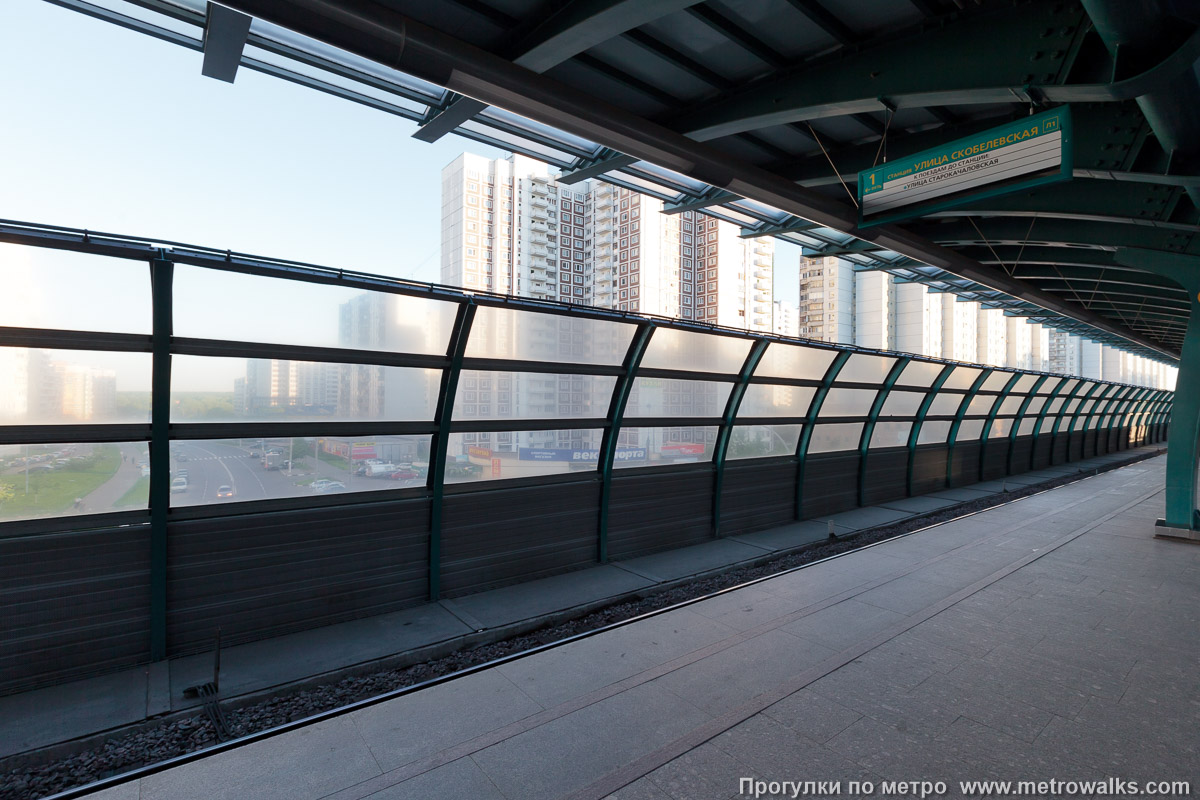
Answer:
[442,154,774,330]
[1048,329,1082,375]
[771,299,800,338]
[977,309,1008,367]
[798,256,854,343]
[941,295,979,363]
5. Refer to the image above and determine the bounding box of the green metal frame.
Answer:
[1047,379,1093,463]
[1029,377,1073,469]
[945,368,994,487]
[1091,385,1124,451]
[1057,382,1105,463]
[597,322,654,561]
[977,373,1023,481]
[426,301,476,601]
[1005,375,1049,475]
[794,351,851,518]
[712,340,769,536]
[905,364,957,497]
[148,253,173,662]
[857,356,910,506]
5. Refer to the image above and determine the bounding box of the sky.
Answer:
[0,1,801,389]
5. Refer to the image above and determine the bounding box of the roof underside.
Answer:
[45,0,1200,364]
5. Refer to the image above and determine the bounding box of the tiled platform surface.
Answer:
[71,453,1200,799]
[0,446,1165,761]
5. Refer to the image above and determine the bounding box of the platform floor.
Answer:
[73,453,1200,799]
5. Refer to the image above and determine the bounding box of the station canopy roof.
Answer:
[48,0,1200,364]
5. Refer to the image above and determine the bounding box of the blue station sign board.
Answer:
[858,106,1072,227]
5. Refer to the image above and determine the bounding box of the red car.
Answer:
[389,470,419,480]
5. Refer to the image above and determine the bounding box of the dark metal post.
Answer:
[427,301,476,601]
[597,323,653,562]
[794,351,850,519]
[149,253,173,662]
[712,339,768,536]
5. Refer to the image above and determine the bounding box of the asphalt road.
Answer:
[169,441,421,507]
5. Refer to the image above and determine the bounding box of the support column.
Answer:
[149,253,173,662]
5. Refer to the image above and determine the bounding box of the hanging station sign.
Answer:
[858,106,1072,227]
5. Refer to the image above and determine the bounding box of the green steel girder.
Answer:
[1059,381,1104,443]
[1080,384,1118,437]
[795,350,851,519]
[1005,375,1049,474]
[559,149,638,184]
[148,253,173,663]
[945,369,994,487]
[597,322,654,562]
[664,188,740,215]
[427,301,477,601]
[906,364,957,497]
[857,356,911,507]
[1099,387,1133,440]
[1030,377,1074,467]
[977,374,1023,482]
[666,2,1091,140]
[712,339,769,536]
[739,217,820,238]
[907,217,1200,256]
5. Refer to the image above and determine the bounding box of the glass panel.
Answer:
[1079,400,1096,414]
[877,391,923,417]
[918,420,953,444]
[0,244,151,333]
[614,426,717,467]
[640,328,751,374]
[627,378,731,418]
[1025,397,1046,415]
[169,436,430,504]
[1059,379,1080,394]
[1077,381,1098,397]
[1037,377,1064,394]
[1064,399,1081,413]
[174,268,459,354]
[0,441,148,521]
[942,366,983,391]
[897,360,944,387]
[445,429,607,483]
[981,371,1013,391]
[807,423,863,453]
[1018,418,1037,435]
[1047,397,1066,413]
[738,383,816,418]
[990,418,1014,437]
[956,419,984,441]
[1087,416,1101,429]
[1036,415,1058,433]
[0,349,151,424]
[926,392,965,416]
[754,343,837,380]
[871,421,912,448]
[1012,374,1039,393]
[454,371,614,422]
[171,356,440,422]
[818,388,878,417]
[727,424,803,459]
[466,306,635,365]
[966,394,998,415]
[1101,415,1112,428]
[997,397,1024,415]
[836,353,896,384]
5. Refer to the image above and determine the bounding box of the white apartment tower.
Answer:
[798,256,854,344]
[893,282,942,358]
[941,295,979,363]
[977,309,1008,367]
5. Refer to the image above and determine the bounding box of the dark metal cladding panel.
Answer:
[720,458,797,537]
[949,441,982,486]
[1082,429,1098,459]
[980,439,1008,480]
[167,498,430,656]
[1051,433,1070,464]
[801,451,859,519]
[1031,435,1052,469]
[911,444,948,495]
[861,448,908,505]
[609,466,714,560]
[0,525,150,695]
[1096,429,1110,455]
[440,480,599,597]
[1068,430,1085,461]
[1009,437,1033,474]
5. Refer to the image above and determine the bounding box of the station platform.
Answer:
[66,451,1199,798]
[0,447,1165,766]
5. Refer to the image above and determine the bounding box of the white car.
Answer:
[170,476,188,494]
[311,480,346,493]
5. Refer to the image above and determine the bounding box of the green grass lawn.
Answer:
[0,444,122,519]
[116,475,150,508]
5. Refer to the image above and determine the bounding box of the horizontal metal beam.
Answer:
[559,150,638,184]
[662,189,739,215]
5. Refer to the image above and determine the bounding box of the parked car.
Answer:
[389,470,419,480]
[311,480,346,493]
[170,477,188,494]
[216,485,234,498]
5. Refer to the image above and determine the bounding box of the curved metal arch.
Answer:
[905,363,958,497]
[945,368,995,488]
[1004,374,1050,475]
[856,357,911,507]
[1081,383,1120,449]
[1057,381,1106,463]
[977,373,1024,481]
[1029,376,1075,470]
[712,339,769,537]
[597,322,655,562]
[794,350,851,519]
